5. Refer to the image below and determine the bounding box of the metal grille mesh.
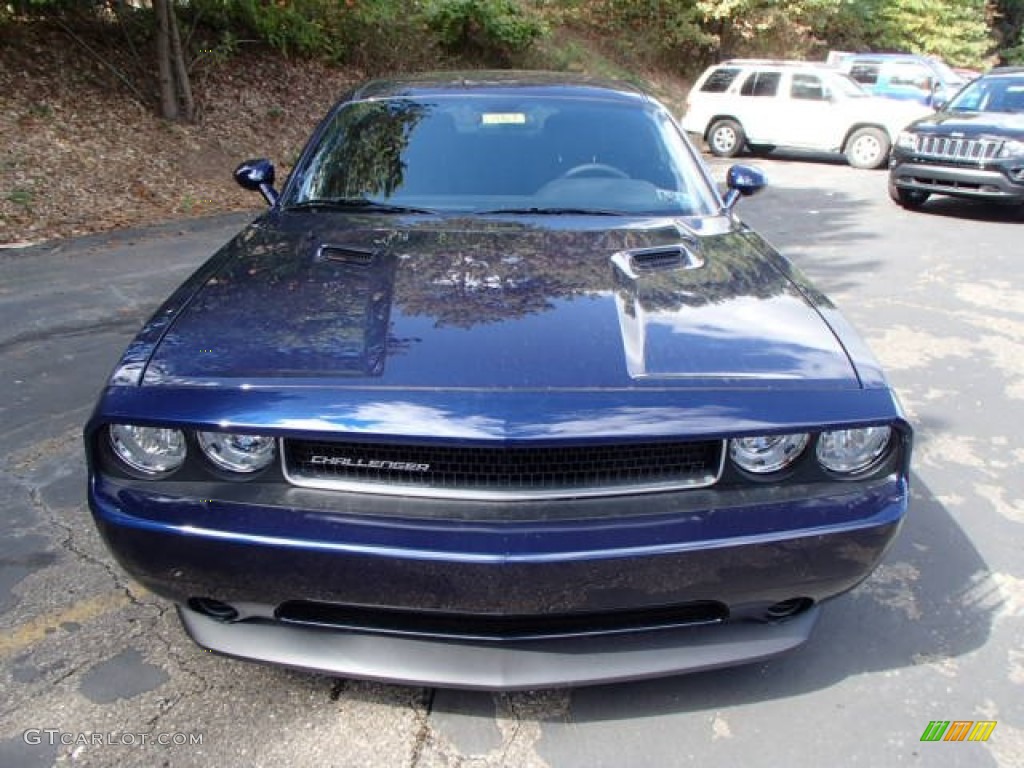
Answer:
[914,135,1003,162]
[283,438,723,498]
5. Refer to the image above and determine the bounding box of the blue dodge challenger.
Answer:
[85,72,912,689]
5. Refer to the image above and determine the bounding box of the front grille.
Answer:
[914,135,1003,162]
[282,438,724,500]
[275,599,729,641]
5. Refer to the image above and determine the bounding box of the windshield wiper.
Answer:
[474,206,622,216]
[287,198,437,215]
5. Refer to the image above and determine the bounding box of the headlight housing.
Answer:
[197,431,276,473]
[816,426,892,475]
[998,139,1024,159]
[729,433,809,474]
[895,131,917,151]
[108,424,186,476]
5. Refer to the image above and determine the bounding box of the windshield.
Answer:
[284,95,718,216]
[946,75,1024,113]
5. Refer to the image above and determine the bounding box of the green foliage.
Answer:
[992,0,1024,63]
[187,0,328,57]
[874,0,992,66]
[585,0,714,67]
[6,187,34,207]
[1002,43,1024,63]
[695,0,848,59]
[182,0,439,72]
[558,0,998,74]
[322,1,439,73]
[182,0,549,69]
[4,0,1015,73]
[425,0,548,64]
[557,0,851,71]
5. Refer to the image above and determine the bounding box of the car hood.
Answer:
[907,109,1024,138]
[139,213,860,390]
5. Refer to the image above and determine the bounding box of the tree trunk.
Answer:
[154,0,178,120]
[168,0,194,121]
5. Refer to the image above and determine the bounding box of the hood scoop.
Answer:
[611,244,704,279]
[316,243,380,266]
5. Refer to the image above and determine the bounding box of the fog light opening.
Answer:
[764,598,813,621]
[188,597,239,622]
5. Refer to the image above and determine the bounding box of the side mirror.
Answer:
[723,164,766,210]
[234,158,279,206]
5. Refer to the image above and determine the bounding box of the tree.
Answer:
[875,0,992,66]
[153,0,193,121]
[991,0,1024,63]
[696,0,846,59]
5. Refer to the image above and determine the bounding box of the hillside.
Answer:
[0,20,365,245]
[0,18,690,246]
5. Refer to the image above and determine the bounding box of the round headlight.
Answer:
[729,433,809,474]
[817,426,892,474]
[197,431,276,473]
[108,424,186,476]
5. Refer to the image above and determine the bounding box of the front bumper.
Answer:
[179,601,822,690]
[890,157,1024,201]
[89,471,906,687]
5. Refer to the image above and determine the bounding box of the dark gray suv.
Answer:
[889,67,1024,210]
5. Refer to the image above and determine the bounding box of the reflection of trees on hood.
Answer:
[617,232,802,318]
[388,225,806,328]
[178,219,815,378]
[176,228,396,377]
[392,225,658,328]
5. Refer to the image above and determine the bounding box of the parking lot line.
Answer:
[0,588,147,657]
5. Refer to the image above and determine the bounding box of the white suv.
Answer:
[681,59,931,169]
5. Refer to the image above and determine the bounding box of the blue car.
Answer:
[839,53,967,106]
[85,72,912,690]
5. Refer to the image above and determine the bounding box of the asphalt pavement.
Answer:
[0,157,1021,767]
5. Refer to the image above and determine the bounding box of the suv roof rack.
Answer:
[719,58,835,68]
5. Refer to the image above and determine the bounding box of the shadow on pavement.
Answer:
[901,195,1024,223]
[417,470,993,720]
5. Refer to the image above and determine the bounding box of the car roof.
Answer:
[346,71,652,104]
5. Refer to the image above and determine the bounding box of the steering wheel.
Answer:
[561,163,629,180]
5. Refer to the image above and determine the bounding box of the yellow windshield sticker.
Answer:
[481,113,527,125]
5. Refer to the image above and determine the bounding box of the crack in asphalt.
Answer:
[135,597,215,731]
[30,483,125,591]
[0,314,145,353]
[408,687,437,768]
[2,425,212,738]
[497,694,525,767]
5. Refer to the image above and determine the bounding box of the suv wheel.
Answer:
[845,127,890,169]
[707,119,745,158]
